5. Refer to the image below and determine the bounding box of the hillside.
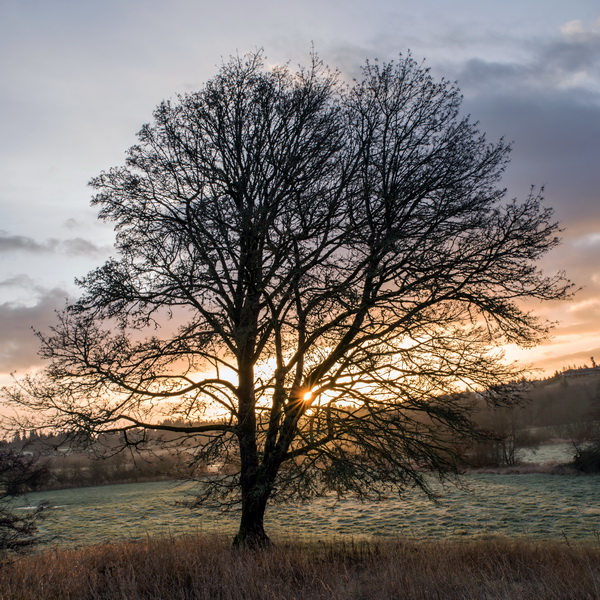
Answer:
[467,366,600,467]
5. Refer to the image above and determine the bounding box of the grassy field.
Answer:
[1,535,600,599]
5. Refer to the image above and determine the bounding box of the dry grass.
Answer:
[1,534,600,599]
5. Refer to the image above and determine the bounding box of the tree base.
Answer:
[232,528,272,549]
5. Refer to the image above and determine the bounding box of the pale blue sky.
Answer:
[1,0,599,378]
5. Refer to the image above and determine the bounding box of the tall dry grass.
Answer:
[1,534,599,599]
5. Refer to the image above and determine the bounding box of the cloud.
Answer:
[325,21,600,238]
[0,275,40,290]
[0,287,70,373]
[453,24,600,231]
[0,231,109,257]
[64,218,82,229]
[452,16,600,98]
[457,95,600,234]
[560,18,600,42]
[567,298,600,316]
[61,238,107,256]
[573,232,600,248]
[0,234,50,254]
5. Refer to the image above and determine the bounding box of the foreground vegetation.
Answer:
[2,534,600,599]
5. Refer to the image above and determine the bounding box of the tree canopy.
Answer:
[5,51,571,546]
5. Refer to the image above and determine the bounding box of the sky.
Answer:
[0,0,599,388]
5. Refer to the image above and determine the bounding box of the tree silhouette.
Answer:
[6,52,571,546]
[0,448,47,555]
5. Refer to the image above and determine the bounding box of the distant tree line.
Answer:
[462,367,600,468]
[4,365,600,484]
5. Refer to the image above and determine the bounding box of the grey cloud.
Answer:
[0,274,59,298]
[64,218,81,229]
[453,59,526,95]
[0,287,70,372]
[452,20,600,99]
[0,233,53,254]
[0,232,109,257]
[452,26,600,358]
[457,92,600,231]
[61,238,107,256]
[540,35,600,76]
[0,275,39,290]
[320,30,600,225]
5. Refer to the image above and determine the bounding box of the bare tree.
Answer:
[5,52,571,546]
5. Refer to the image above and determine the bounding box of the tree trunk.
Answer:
[233,487,271,548]
[234,350,272,548]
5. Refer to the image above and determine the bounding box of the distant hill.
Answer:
[465,365,600,468]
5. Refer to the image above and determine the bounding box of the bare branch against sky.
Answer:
[0,1,598,386]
